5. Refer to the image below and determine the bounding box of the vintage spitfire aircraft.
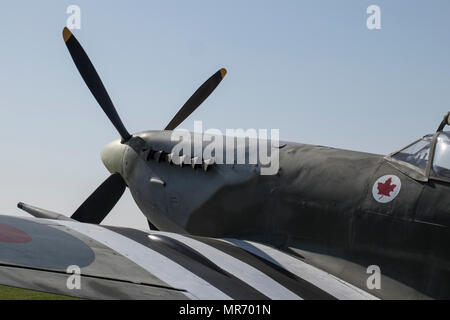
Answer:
[1,28,450,300]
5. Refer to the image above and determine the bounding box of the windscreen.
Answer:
[391,137,431,170]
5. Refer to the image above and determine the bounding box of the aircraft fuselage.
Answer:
[108,130,450,299]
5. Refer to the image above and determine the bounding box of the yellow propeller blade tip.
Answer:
[220,68,227,78]
[63,27,72,42]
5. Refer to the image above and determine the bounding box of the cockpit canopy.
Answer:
[432,132,450,179]
[390,131,450,181]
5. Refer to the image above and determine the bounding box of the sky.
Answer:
[0,1,449,229]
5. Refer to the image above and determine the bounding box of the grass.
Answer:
[0,284,81,300]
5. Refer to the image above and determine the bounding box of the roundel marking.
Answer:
[0,223,32,243]
[0,216,95,270]
[372,175,401,203]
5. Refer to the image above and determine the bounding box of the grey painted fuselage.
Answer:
[102,130,450,299]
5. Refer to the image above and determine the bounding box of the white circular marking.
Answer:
[372,175,401,203]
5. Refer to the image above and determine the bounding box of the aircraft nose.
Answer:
[101,139,127,175]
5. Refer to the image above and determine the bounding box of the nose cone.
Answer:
[101,139,127,175]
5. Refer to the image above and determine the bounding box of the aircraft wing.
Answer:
[0,215,377,300]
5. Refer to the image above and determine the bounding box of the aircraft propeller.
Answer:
[55,27,226,225]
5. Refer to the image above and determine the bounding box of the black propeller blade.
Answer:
[165,68,227,130]
[63,27,131,142]
[71,173,126,224]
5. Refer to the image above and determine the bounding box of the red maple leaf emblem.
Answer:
[377,177,396,200]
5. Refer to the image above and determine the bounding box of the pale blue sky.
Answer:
[0,1,449,228]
